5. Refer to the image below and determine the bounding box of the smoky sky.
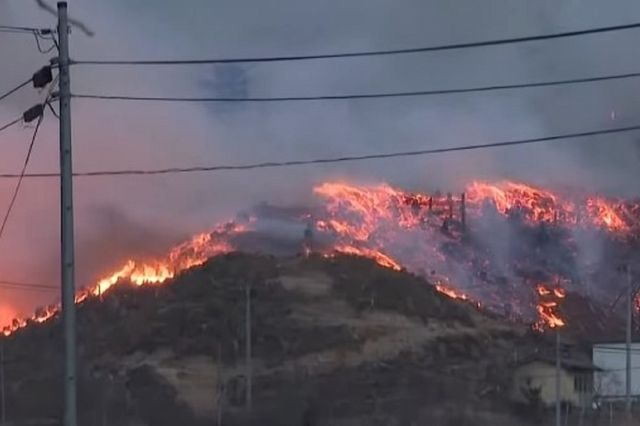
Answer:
[1,0,640,316]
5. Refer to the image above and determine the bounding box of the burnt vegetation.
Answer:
[1,252,552,426]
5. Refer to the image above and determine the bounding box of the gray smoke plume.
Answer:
[1,0,639,317]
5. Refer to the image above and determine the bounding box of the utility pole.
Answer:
[626,265,633,418]
[245,283,252,414]
[0,340,5,426]
[58,3,78,426]
[555,329,561,426]
[216,342,224,426]
[460,192,466,232]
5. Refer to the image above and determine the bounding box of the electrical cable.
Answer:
[42,74,61,120]
[33,32,56,54]
[72,71,640,103]
[46,101,59,119]
[0,117,23,133]
[0,79,31,103]
[0,280,57,292]
[71,21,640,66]
[1,24,58,54]
[10,121,640,178]
[0,29,36,35]
[0,108,45,241]
[0,122,639,179]
[0,25,47,33]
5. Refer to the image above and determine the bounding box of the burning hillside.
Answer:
[0,253,536,426]
[2,179,639,336]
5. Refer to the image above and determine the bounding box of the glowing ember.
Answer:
[435,283,470,301]
[534,284,566,331]
[331,244,402,271]
[586,197,628,233]
[553,288,567,298]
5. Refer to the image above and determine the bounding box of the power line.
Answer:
[0,28,37,35]
[46,101,60,119]
[1,25,58,55]
[71,71,640,103]
[1,67,53,105]
[0,78,31,102]
[0,117,22,133]
[0,280,57,292]
[71,21,640,66]
[0,111,45,240]
[33,32,57,54]
[0,25,48,33]
[1,122,640,179]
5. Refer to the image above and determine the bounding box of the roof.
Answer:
[517,355,602,372]
[593,342,640,348]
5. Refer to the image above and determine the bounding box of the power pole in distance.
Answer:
[0,339,5,426]
[57,3,78,426]
[626,265,633,418]
[555,329,561,426]
[245,283,253,414]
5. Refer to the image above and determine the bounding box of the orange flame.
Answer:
[586,197,628,233]
[533,284,566,331]
[435,283,469,301]
[2,221,248,336]
[331,245,402,271]
[468,180,632,233]
[2,179,633,337]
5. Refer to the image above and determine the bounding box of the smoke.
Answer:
[1,0,640,317]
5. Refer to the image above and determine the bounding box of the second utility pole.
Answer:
[245,283,253,414]
[626,265,632,418]
[58,3,78,426]
[1,340,5,426]
[555,329,561,426]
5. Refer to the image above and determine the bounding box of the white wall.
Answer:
[593,343,640,398]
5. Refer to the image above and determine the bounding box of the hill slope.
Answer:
[2,253,545,426]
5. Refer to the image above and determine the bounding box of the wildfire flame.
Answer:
[435,283,470,301]
[2,179,634,337]
[533,284,566,331]
[467,181,631,233]
[330,244,402,271]
[2,221,248,336]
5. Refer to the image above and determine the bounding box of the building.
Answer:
[512,356,598,408]
[592,343,640,401]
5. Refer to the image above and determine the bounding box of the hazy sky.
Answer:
[1,0,640,318]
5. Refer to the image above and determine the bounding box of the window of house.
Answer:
[574,374,592,393]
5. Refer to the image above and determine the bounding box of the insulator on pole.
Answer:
[23,104,44,123]
[32,66,53,89]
